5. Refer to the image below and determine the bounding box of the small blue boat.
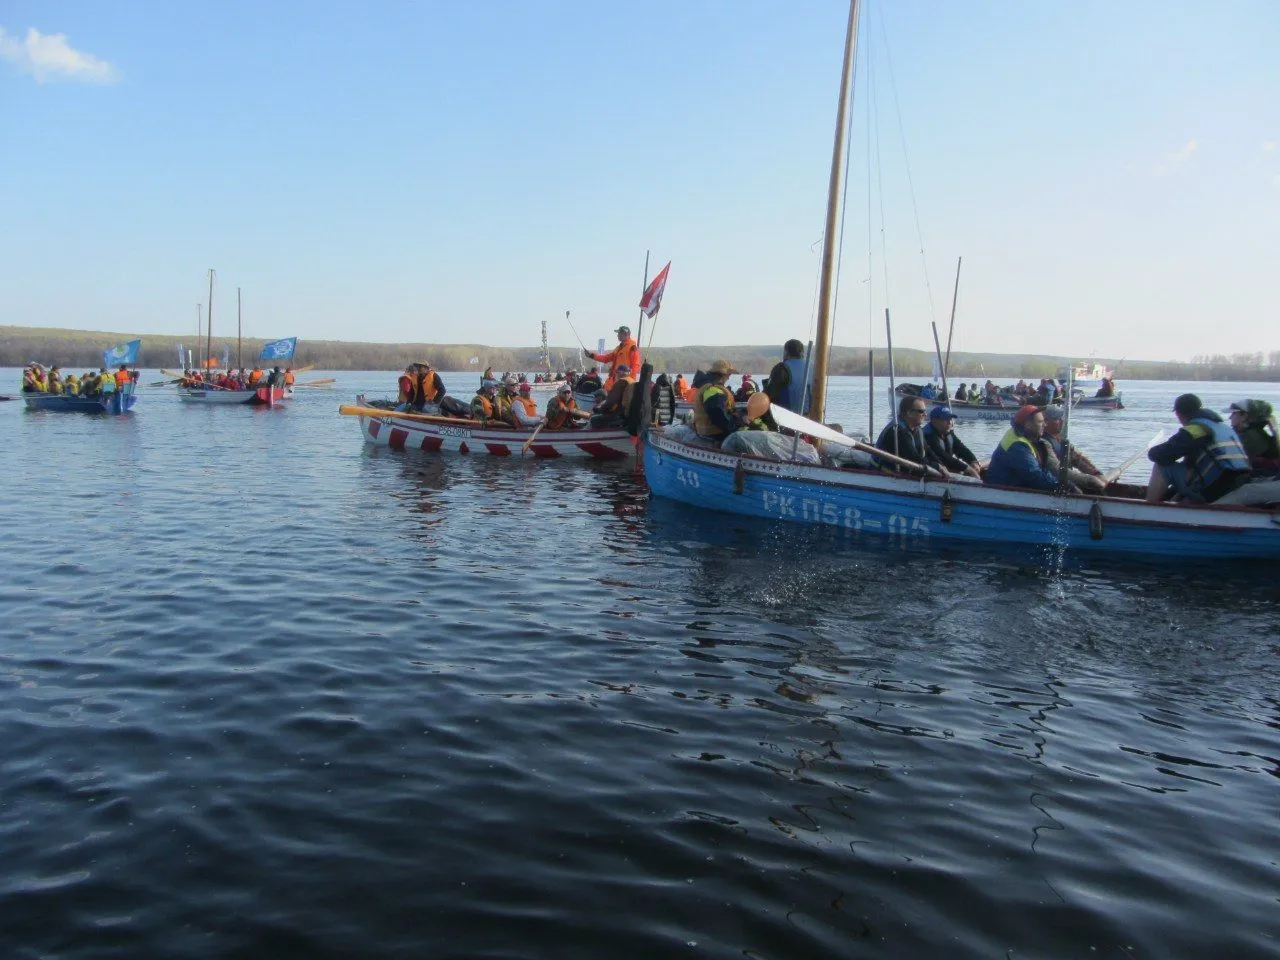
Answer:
[22,388,137,415]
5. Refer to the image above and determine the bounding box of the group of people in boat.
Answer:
[179,366,294,390]
[22,363,136,396]
[874,391,1277,505]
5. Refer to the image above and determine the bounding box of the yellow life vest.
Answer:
[693,382,732,437]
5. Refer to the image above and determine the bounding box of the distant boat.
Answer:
[23,389,137,415]
[1059,361,1114,387]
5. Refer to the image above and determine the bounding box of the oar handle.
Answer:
[338,404,516,430]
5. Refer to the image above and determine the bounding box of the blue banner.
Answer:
[103,339,141,368]
[260,336,297,361]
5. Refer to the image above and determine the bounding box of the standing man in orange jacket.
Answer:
[586,325,641,393]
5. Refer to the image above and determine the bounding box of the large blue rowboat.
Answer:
[22,388,137,415]
[643,430,1280,560]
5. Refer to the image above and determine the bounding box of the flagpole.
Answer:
[634,249,651,351]
[237,287,243,370]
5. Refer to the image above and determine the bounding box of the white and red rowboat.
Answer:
[344,397,636,459]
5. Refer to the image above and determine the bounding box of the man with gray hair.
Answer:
[1041,405,1106,493]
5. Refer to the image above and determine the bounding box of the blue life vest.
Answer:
[1185,417,1250,490]
[779,357,808,414]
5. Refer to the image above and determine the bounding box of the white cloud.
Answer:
[1154,138,1198,175]
[0,26,118,84]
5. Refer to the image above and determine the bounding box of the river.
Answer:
[1,370,1277,958]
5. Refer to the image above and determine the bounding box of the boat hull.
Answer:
[178,386,290,405]
[355,403,636,459]
[22,391,136,414]
[643,430,1280,559]
[1072,394,1124,410]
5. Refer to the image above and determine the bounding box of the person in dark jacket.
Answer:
[985,405,1060,490]
[875,396,938,474]
[1146,393,1250,503]
[922,406,981,478]
[763,339,808,414]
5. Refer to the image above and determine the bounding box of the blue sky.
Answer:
[1,1,1276,362]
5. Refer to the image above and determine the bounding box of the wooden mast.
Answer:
[809,0,861,424]
[237,287,243,371]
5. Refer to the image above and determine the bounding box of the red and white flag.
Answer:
[638,261,671,319]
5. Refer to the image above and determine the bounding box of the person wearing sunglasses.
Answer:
[875,395,942,474]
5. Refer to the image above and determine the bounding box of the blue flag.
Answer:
[260,336,297,361]
[103,339,141,368]
[177,343,185,367]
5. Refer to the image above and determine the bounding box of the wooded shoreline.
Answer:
[3,325,1277,382]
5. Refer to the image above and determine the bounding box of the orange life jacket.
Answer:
[249,368,264,384]
[472,394,494,418]
[115,369,130,388]
[546,396,579,428]
[284,370,296,386]
[594,338,641,392]
[418,371,440,404]
[514,396,538,417]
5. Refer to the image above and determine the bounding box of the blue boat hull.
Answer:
[22,391,137,414]
[643,432,1280,560]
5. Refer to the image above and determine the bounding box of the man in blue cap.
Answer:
[922,405,981,479]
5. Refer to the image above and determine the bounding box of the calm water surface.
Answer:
[1,371,1277,959]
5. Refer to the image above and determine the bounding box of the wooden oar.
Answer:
[1103,430,1165,485]
[294,378,335,386]
[521,421,547,454]
[759,395,946,478]
[338,404,516,430]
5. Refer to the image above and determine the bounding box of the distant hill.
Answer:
[1,326,1276,382]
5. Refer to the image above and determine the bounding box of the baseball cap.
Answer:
[928,405,955,420]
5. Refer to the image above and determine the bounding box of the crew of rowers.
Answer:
[22,363,136,395]
[179,366,294,389]
[927,377,1116,406]
[876,392,1278,506]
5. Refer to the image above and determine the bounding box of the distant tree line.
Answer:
[2,326,1278,381]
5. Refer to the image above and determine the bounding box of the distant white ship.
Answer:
[1059,360,1114,387]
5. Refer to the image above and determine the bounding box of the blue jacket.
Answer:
[985,427,1059,490]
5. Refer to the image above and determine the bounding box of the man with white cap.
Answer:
[1214,399,1280,506]
[545,382,588,429]
[585,325,642,393]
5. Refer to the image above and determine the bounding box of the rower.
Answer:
[495,377,521,425]
[922,406,981,479]
[985,405,1060,490]
[733,374,757,402]
[396,366,414,408]
[1145,393,1250,504]
[575,368,603,394]
[510,383,544,427]
[46,366,63,394]
[1041,406,1105,493]
[471,381,499,421]
[114,364,131,390]
[1216,399,1280,506]
[875,396,939,474]
[546,383,587,429]
[284,368,296,387]
[591,364,637,428]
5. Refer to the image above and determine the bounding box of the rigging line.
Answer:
[875,7,938,323]
[827,0,864,396]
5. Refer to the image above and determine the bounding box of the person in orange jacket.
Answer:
[585,325,641,393]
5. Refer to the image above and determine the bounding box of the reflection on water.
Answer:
[0,372,1276,958]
